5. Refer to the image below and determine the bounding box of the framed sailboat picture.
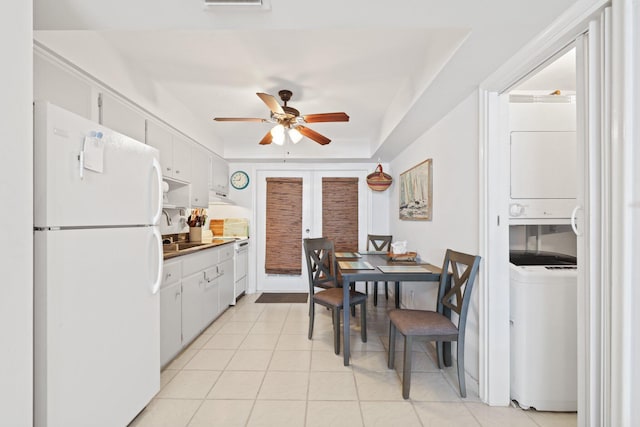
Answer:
[399,159,433,220]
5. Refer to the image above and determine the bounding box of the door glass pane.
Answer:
[322,177,359,252]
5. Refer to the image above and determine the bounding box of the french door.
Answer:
[256,170,313,292]
[255,168,369,293]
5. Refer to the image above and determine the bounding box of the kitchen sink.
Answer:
[163,242,208,252]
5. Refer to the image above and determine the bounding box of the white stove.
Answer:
[217,237,249,304]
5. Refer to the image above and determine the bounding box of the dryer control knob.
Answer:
[509,203,524,217]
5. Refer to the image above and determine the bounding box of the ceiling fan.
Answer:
[213,90,349,146]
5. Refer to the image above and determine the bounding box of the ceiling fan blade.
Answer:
[256,93,285,115]
[258,131,273,145]
[297,125,331,145]
[302,112,350,123]
[213,117,266,122]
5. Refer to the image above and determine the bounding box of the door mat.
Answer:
[255,293,308,303]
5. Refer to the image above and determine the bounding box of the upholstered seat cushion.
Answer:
[388,309,458,337]
[313,287,367,307]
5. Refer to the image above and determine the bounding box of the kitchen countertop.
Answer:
[163,238,236,260]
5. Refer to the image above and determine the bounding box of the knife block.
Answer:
[189,227,202,243]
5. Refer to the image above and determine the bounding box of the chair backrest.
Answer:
[303,237,338,293]
[367,234,392,252]
[436,249,481,335]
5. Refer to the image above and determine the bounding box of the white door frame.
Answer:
[477,0,608,409]
[608,0,640,424]
[480,1,640,424]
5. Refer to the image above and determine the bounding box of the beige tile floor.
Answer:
[130,292,577,427]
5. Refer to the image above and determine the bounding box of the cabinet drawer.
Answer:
[162,260,182,288]
[218,244,234,262]
[182,248,218,277]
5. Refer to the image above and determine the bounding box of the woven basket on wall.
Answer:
[366,164,392,191]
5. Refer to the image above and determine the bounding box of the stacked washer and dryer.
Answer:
[508,100,578,412]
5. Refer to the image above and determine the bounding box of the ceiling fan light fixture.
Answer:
[272,131,285,145]
[270,124,284,137]
[213,89,348,146]
[289,128,303,144]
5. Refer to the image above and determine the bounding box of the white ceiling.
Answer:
[34,0,579,161]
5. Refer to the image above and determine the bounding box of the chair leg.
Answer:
[360,302,367,343]
[308,303,315,340]
[402,335,413,399]
[388,321,396,369]
[333,308,341,355]
[384,282,389,300]
[443,341,452,367]
[456,338,466,398]
[436,341,444,369]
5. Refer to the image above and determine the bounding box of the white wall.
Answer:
[0,1,33,425]
[390,92,480,380]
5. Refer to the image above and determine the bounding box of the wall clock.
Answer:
[230,170,250,190]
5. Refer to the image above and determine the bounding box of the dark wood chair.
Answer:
[387,249,481,399]
[303,237,367,355]
[366,234,392,306]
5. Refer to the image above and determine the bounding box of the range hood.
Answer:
[209,190,235,205]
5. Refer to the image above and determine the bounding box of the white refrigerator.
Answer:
[33,102,163,427]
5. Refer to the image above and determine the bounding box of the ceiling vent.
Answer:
[204,0,267,6]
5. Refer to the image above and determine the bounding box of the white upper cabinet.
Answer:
[210,154,229,196]
[191,146,210,208]
[145,119,173,177]
[146,119,192,183]
[34,53,94,120]
[99,92,146,143]
[172,135,192,183]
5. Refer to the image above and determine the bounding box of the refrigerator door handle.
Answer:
[150,227,163,294]
[150,158,163,225]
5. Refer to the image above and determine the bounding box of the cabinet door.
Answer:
[202,277,220,325]
[218,259,235,309]
[99,92,146,143]
[181,273,204,345]
[172,135,192,183]
[210,155,229,196]
[34,53,94,120]
[160,282,182,367]
[191,146,210,208]
[146,120,174,178]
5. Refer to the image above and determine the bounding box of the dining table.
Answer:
[336,252,443,366]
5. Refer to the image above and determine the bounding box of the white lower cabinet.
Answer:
[159,282,182,367]
[181,272,206,346]
[160,243,235,367]
[159,260,182,367]
[218,259,234,309]
[202,268,220,325]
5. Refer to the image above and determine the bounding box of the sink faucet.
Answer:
[162,210,172,226]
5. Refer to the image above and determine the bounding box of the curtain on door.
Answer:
[264,177,303,275]
[322,177,359,252]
